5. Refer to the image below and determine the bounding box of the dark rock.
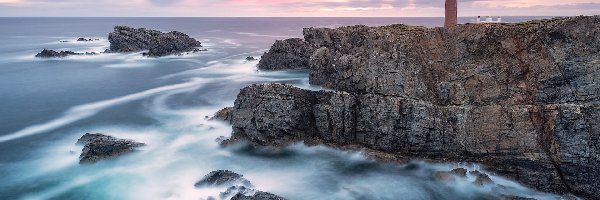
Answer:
[434,168,468,182]
[245,56,256,61]
[228,16,600,199]
[107,26,202,57]
[194,170,251,188]
[76,133,145,164]
[35,49,82,58]
[470,171,494,186]
[231,191,286,200]
[77,38,94,42]
[257,38,315,70]
[210,107,233,123]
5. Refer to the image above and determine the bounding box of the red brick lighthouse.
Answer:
[445,0,457,27]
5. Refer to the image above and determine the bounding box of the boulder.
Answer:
[76,133,145,164]
[245,56,256,61]
[257,38,315,70]
[35,49,82,58]
[194,170,251,188]
[107,26,202,57]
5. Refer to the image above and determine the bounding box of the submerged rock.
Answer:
[434,168,468,182]
[35,49,82,58]
[257,38,315,70]
[107,26,202,57]
[229,16,600,199]
[245,56,256,61]
[471,171,495,186]
[76,133,145,164]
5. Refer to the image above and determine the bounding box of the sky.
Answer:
[0,0,599,17]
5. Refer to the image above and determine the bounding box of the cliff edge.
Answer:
[241,16,600,199]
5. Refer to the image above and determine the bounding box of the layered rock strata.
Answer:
[230,16,600,199]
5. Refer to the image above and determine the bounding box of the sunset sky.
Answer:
[0,0,599,17]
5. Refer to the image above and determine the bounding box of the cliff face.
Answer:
[238,16,600,199]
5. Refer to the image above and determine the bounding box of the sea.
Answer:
[0,17,563,200]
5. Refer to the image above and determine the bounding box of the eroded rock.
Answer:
[35,49,83,58]
[257,38,315,70]
[76,133,145,164]
[194,170,251,188]
[107,26,202,57]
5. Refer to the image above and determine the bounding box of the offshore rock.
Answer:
[194,170,251,188]
[257,38,315,70]
[107,26,202,57]
[35,49,82,58]
[233,16,600,199]
[231,191,286,200]
[76,133,145,164]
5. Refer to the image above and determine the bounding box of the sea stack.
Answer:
[445,0,458,27]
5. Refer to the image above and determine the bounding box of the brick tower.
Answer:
[445,0,457,27]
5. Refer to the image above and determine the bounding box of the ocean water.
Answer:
[0,17,562,200]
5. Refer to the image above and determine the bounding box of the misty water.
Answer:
[0,17,564,200]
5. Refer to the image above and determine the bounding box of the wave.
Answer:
[0,79,205,143]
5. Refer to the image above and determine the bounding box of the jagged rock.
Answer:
[35,49,82,58]
[434,168,468,182]
[76,133,145,164]
[257,38,315,70]
[245,56,256,61]
[107,26,202,57]
[470,171,494,186]
[77,37,94,42]
[194,170,251,188]
[230,16,600,199]
[231,191,286,200]
[211,107,233,123]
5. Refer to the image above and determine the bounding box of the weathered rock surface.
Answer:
[76,133,145,164]
[35,49,83,58]
[107,26,202,57]
[194,170,251,188]
[257,38,316,70]
[211,107,234,123]
[231,191,286,200]
[229,16,600,199]
[195,170,285,200]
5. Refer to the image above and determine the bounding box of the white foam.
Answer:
[0,79,205,143]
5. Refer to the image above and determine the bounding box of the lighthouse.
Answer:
[445,0,457,27]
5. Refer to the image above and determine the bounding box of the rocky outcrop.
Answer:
[107,26,202,57]
[76,133,145,164]
[228,16,600,199]
[35,49,82,58]
[231,191,286,200]
[211,107,234,123]
[257,38,315,70]
[195,170,285,200]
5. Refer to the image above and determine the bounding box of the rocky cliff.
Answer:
[235,16,600,199]
[108,26,202,57]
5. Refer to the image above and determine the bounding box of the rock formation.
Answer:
[227,16,600,199]
[35,49,82,58]
[107,26,202,57]
[76,133,145,164]
[195,170,285,200]
[257,38,315,70]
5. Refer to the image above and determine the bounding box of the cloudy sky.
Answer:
[0,0,599,17]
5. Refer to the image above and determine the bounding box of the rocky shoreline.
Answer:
[36,26,203,58]
[224,16,600,199]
